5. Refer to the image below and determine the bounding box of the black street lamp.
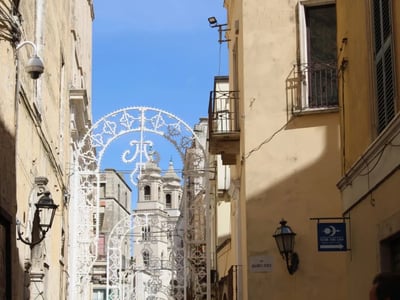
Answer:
[207,16,230,44]
[17,192,58,247]
[273,219,299,275]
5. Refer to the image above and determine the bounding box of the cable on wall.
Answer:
[242,118,294,161]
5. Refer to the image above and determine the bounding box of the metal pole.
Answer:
[205,156,211,300]
[68,162,79,299]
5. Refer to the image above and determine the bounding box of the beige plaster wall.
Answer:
[0,0,93,298]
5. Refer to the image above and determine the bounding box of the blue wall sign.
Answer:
[317,222,347,252]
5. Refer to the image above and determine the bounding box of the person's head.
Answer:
[370,272,400,300]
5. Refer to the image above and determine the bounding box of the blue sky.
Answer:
[92,1,228,201]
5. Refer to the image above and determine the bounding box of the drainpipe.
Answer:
[35,0,45,112]
[230,179,242,300]
[29,1,46,300]
[206,156,211,300]
[236,184,242,300]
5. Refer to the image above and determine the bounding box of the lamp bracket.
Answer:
[217,24,230,44]
[285,252,299,275]
[34,176,49,194]
[16,176,55,247]
[16,219,46,247]
[210,23,231,44]
[16,41,38,55]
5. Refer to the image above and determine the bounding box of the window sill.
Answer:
[292,106,339,116]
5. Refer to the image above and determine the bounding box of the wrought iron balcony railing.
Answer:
[287,62,338,113]
[208,89,240,164]
[208,90,240,136]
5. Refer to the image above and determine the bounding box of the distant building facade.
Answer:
[92,169,132,299]
[131,156,183,299]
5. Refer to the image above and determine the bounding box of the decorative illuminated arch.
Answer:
[68,107,210,300]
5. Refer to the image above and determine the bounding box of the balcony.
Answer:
[70,88,91,141]
[286,62,338,114]
[208,77,240,165]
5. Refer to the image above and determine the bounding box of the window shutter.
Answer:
[374,0,395,133]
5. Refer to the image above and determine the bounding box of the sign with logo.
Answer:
[317,222,347,252]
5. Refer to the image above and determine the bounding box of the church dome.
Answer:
[141,153,161,178]
[163,160,180,183]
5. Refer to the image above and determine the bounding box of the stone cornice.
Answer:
[337,113,400,212]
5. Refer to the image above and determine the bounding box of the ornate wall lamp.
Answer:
[208,16,230,44]
[273,219,299,275]
[16,177,58,247]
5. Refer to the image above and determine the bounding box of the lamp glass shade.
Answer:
[273,220,296,254]
[35,193,58,232]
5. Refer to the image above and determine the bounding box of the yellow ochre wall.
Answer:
[222,0,347,299]
[337,1,400,299]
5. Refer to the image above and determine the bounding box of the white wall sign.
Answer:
[249,255,273,272]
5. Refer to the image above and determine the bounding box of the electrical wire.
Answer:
[218,42,222,75]
[359,144,387,176]
[0,1,21,43]
[243,118,294,160]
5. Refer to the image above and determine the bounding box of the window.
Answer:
[142,226,151,241]
[170,279,179,297]
[117,184,120,201]
[143,250,150,267]
[381,233,400,272]
[98,212,104,231]
[97,234,106,259]
[144,185,151,201]
[373,0,395,133]
[166,194,172,208]
[100,182,106,198]
[390,237,400,272]
[296,2,338,110]
[92,289,106,300]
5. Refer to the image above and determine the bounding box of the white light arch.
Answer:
[68,107,210,300]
